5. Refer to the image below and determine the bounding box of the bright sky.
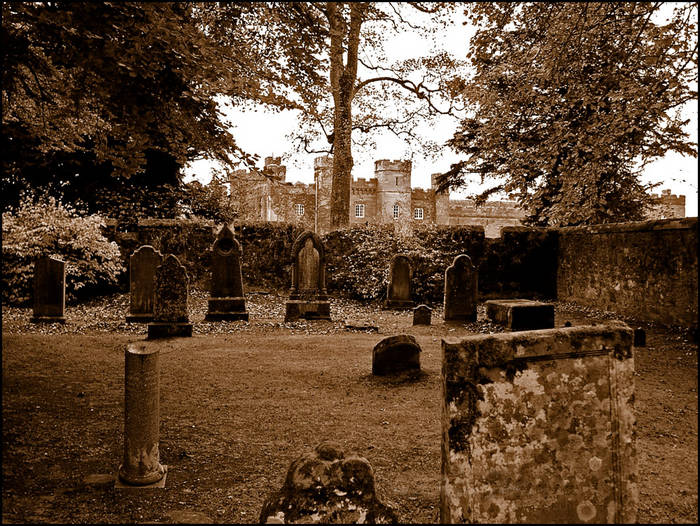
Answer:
[184,4,698,217]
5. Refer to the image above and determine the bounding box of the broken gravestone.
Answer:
[413,304,432,326]
[372,334,421,376]
[285,231,331,322]
[444,254,477,322]
[147,255,193,339]
[485,298,555,331]
[126,245,162,323]
[205,224,248,321]
[31,256,66,323]
[441,322,637,523]
[384,254,414,309]
[259,442,398,524]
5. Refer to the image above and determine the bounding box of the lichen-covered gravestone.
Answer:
[259,442,398,524]
[147,255,193,339]
[372,334,421,376]
[444,254,477,322]
[413,304,432,326]
[384,254,414,309]
[31,256,66,323]
[441,322,637,524]
[284,231,331,322]
[205,224,248,321]
[126,245,163,323]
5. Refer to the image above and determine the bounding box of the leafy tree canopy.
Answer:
[439,2,698,226]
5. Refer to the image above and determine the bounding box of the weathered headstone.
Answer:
[444,254,477,322]
[260,442,398,524]
[384,254,414,309]
[633,327,646,347]
[284,231,331,322]
[413,304,432,326]
[147,255,193,339]
[126,245,163,323]
[31,256,66,323]
[205,224,248,321]
[441,323,637,523]
[116,342,166,488]
[372,334,421,376]
[485,298,555,331]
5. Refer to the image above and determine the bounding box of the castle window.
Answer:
[414,207,424,220]
[393,204,400,218]
[355,203,365,218]
[395,176,399,186]
[294,203,304,216]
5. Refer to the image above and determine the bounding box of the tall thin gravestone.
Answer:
[116,342,166,487]
[147,255,193,339]
[126,245,163,323]
[31,256,66,323]
[205,224,248,321]
[444,254,477,322]
[441,323,637,523]
[384,254,414,309]
[284,231,331,322]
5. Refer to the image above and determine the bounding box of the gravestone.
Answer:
[126,245,163,323]
[444,254,477,322]
[441,322,637,523]
[205,224,248,321]
[485,298,555,331]
[116,342,166,488]
[31,256,66,323]
[384,254,414,309]
[413,304,432,326]
[372,334,421,376]
[284,231,331,322]
[260,442,398,524]
[147,255,193,339]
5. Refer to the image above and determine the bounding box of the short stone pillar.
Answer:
[372,334,421,376]
[284,231,331,322]
[413,304,432,326]
[205,224,248,321]
[126,245,162,323]
[260,442,398,524]
[444,254,477,322]
[485,298,555,331]
[441,323,637,523]
[117,342,166,487]
[384,254,414,309]
[31,256,66,323]
[147,255,193,339]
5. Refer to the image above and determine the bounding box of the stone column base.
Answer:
[285,300,331,322]
[205,297,249,321]
[147,322,193,339]
[383,299,415,310]
[116,465,167,488]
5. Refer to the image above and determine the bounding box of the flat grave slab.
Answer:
[485,298,555,331]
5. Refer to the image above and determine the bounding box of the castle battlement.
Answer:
[314,155,333,168]
[411,188,433,200]
[375,159,412,172]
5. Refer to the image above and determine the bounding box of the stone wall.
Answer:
[557,217,698,327]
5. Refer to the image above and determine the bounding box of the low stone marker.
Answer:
[441,322,637,523]
[126,245,162,323]
[31,256,66,323]
[205,224,249,321]
[485,298,555,330]
[413,304,432,326]
[444,254,477,322]
[633,327,646,347]
[147,255,193,339]
[259,442,398,524]
[384,254,414,309]
[285,231,331,322]
[372,334,421,376]
[116,342,166,488]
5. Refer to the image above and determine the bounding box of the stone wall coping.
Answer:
[557,217,697,234]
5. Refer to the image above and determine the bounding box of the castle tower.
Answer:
[264,156,286,181]
[314,155,333,234]
[431,173,450,225]
[375,160,412,224]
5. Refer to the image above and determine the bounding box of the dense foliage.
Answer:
[2,193,124,304]
[440,2,698,226]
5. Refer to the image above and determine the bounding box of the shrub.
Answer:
[2,192,125,305]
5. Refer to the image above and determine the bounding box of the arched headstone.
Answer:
[444,254,477,322]
[126,245,162,323]
[147,255,193,339]
[285,231,331,322]
[384,254,414,309]
[372,334,421,376]
[31,256,66,323]
[205,225,248,321]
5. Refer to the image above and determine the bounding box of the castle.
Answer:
[228,156,685,236]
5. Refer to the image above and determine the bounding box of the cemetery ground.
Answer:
[2,289,697,524]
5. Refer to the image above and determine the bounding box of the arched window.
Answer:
[393,204,400,219]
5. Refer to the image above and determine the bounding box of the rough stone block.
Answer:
[413,304,432,325]
[441,323,637,524]
[260,442,398,524]
[147,322,193,339]
[284,300,331,322]
[485,298,555,330]
[372,334,421,376]
[205,297,249,321]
